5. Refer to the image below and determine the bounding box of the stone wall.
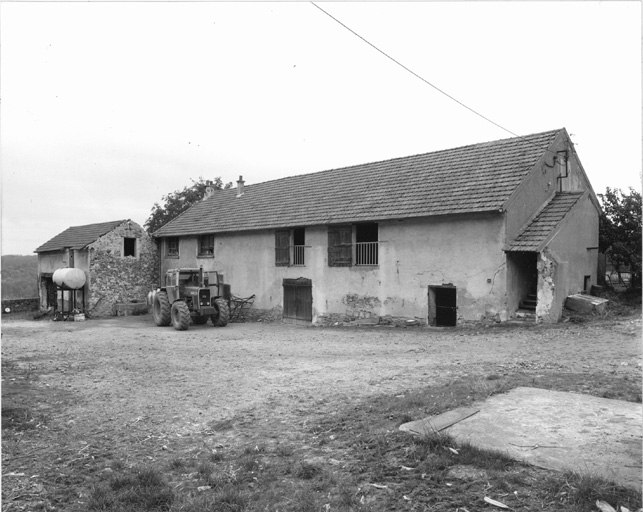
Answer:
[87,222,159,317]
[240,306,283,323]
[2,298,39,314]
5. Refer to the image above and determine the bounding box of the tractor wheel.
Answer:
[153,291,171,326]
[193,314,208,325]
[211,298,230,327]
[171,301,191,331]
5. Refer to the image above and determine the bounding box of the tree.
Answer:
[597,187,641,289]
[144,177,231,234]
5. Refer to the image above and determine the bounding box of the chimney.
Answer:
[236,175,245,197]
[203,181,216,201]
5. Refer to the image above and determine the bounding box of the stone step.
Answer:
[515,309,536,320]
[519,300,537,310]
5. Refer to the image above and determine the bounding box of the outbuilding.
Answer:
[35,219,158,317]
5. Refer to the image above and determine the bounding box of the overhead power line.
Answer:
[310,2,564,156]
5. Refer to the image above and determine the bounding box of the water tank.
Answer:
[53,268,86,290]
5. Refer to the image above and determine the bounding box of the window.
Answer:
[198,234,214,257]
[328,225,352,267]
[124,237,136,257]
[167,237,179,257]
[355,223,378,266]
[275,228,306,266]
[292,228,305,266]
[275,230,290,266]
[328,223,379,267]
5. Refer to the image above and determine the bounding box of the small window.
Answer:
[198,234,214,257]
[124,237,136,257]
[328,225,352,267]
[355,223,378,266]
[167,237,179,257]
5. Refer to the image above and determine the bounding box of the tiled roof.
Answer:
[505,193,584,251]
[35,220,126,253]
[153,129,564,237]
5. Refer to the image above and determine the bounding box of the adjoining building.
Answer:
[152,128,600,325]
[35,219,158,317]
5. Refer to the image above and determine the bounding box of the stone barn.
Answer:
[152,128,600,325]
[35,219,158,317]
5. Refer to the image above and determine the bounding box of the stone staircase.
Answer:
[515,293,537,321]
[519,293,537,311]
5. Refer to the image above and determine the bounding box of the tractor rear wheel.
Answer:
[153,291,171,326]
[171,301,191,331]
[193,314,208,325]
[211,298,230,327]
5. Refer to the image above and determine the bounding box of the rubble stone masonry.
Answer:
[87,222,158,317]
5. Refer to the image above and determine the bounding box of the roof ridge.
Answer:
[66,219,127,229]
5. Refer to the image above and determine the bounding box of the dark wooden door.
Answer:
[283,278,312,322]
[435,287,456,327]
[45,278,57,309]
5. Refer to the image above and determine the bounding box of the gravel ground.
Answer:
[2,313,641,437]
[1,312,641,510]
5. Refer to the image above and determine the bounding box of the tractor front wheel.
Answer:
[153,291,171,326]
[211,298,230,327]
[171,301,191,331]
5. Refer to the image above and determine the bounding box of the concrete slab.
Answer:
[401,387,642,490]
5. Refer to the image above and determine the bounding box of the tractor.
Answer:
[152,268,230,330]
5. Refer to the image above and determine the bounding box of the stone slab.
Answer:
[565,294,609,314]
[402,387,642,490]
[399,407,480,435]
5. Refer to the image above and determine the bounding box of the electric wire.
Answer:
[310,2,567,158]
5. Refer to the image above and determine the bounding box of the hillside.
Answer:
[2,255,38,299]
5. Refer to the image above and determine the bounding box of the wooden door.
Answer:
[435,287,457,327]
[283,278,312,322]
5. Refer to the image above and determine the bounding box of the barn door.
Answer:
[429,286,457,327]
[435,287,457,327]
[283,278,312,323]
[43,276,57,309]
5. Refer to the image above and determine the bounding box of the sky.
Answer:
[1,1,641,256]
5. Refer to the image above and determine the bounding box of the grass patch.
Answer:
[291,460,321,480]
[87,467,174,511]
[2,406,37,430]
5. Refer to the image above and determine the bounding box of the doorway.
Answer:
[283,278,312,323]
[428,285,457,327]
[506,251,538,312]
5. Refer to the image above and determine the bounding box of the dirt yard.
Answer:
[2,312,641,510]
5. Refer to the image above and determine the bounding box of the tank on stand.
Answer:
[52,268,86,321]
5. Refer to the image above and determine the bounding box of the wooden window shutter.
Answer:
[328,225,352,267]
[275,230,290,266]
